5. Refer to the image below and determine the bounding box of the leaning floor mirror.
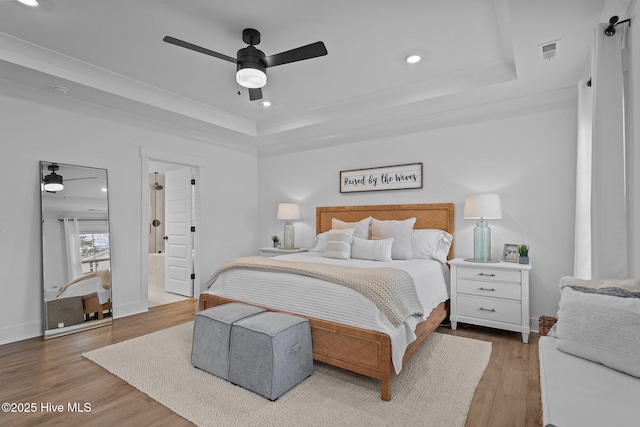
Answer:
[40,161,113,339]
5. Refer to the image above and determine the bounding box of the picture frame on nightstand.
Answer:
[503,243,518,262]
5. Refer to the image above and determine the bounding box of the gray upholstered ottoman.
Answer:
[191,303,265,380]
[229,312,313,400]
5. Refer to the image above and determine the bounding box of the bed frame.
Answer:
[199,203,454,400]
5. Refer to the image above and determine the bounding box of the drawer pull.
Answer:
[479,287,496,291]
[478,273,496,277]
[479,307,496,312]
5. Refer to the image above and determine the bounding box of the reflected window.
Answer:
[80,233,111,273]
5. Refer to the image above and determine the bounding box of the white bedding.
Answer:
[202,251,450,373]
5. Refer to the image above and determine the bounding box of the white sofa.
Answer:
[539,277,640,427]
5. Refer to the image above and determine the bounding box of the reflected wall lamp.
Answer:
[463,194,502,262]
[277,203,301,249]
[43,164,64,192]
[605,16,631,36]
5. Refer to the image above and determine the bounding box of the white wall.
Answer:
[0,94,258,344]
[258,101,579,326]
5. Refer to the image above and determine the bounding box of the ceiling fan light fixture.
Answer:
[17,0,39,6]
[236,67,267,89]
[43,173,64,192]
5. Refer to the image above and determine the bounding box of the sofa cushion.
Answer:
[539,336,640,427]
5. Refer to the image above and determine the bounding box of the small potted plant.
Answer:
[517,244,529,264]
[271,235,280,248]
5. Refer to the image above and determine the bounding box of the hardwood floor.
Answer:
[438,324,541,427]
[0,300,541,426]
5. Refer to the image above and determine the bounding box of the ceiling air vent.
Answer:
[538,40,560,62]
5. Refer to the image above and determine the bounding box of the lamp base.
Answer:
[463,258,500,263]
[283,221,295,249]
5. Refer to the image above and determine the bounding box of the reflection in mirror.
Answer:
[40,161,113,339]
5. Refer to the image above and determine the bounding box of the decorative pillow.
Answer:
[309,231,330,252]
[332,217,371,240]
[351,237,393,262]
[370,217,416,260]
[323,229,355,260]
[554,287,640,378]
[411,229,453,264]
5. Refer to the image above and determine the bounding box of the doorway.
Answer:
[147,160,194,308]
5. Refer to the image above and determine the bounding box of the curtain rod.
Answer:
[58,218,108,221]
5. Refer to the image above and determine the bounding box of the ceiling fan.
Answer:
[43,164,97,193]
[163,28,328,101]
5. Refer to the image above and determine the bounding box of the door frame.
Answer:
[140,147,204,309]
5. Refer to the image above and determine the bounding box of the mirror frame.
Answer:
[40,161,113,339]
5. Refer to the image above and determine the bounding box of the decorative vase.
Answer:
[519,256,529,265]
[272,241,278,248]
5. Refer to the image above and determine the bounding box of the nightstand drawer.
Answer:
[457,295,521,324]
[457,279,521,300]
[457,267,521,283]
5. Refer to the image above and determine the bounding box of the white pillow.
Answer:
[332,217,371,240]
[370,217,416,260]
[323,229,355,260]
[351,237,393,262]
[309,231,330,252]
[412,229,453,264]
[555,287,640,378]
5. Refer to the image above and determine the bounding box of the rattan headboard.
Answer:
[316,203,455,259]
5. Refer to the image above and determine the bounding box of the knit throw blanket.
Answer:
[204,256,424,326]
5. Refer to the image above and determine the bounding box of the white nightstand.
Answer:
[448,258,531,343]
[258,247,308,257]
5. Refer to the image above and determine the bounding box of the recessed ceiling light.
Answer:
[52,86,69,95]
[101,188,108,192]
[261,101,271,107]
[17,0,39,6]
[405,54,421,64]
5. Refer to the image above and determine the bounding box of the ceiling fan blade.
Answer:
[65,177,98,181]
[264,41,327,68]
[163,36,236,64]
[249,88,262,101]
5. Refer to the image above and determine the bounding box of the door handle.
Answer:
[163,236,168,240]
[479,307,496,312]
[478,287,496,291]
[478,273,496,277]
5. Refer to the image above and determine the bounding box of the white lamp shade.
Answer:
[236,68,267,89]
[277,203,301,221]
[463,194,502,219]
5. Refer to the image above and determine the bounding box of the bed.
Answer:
[199,203,454,400]
[50,269,112,321]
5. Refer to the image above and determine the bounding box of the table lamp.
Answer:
[463,194,502,262]
[277,203,301,249]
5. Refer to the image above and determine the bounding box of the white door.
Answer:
[164,168,193,297]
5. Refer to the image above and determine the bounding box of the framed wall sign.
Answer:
[340,163,423,193]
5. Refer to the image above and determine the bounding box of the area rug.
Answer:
[83,322,491,427]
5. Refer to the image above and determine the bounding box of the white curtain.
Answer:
[63,217,82,281]
[574,23,629,279]
[574,79,592,279]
